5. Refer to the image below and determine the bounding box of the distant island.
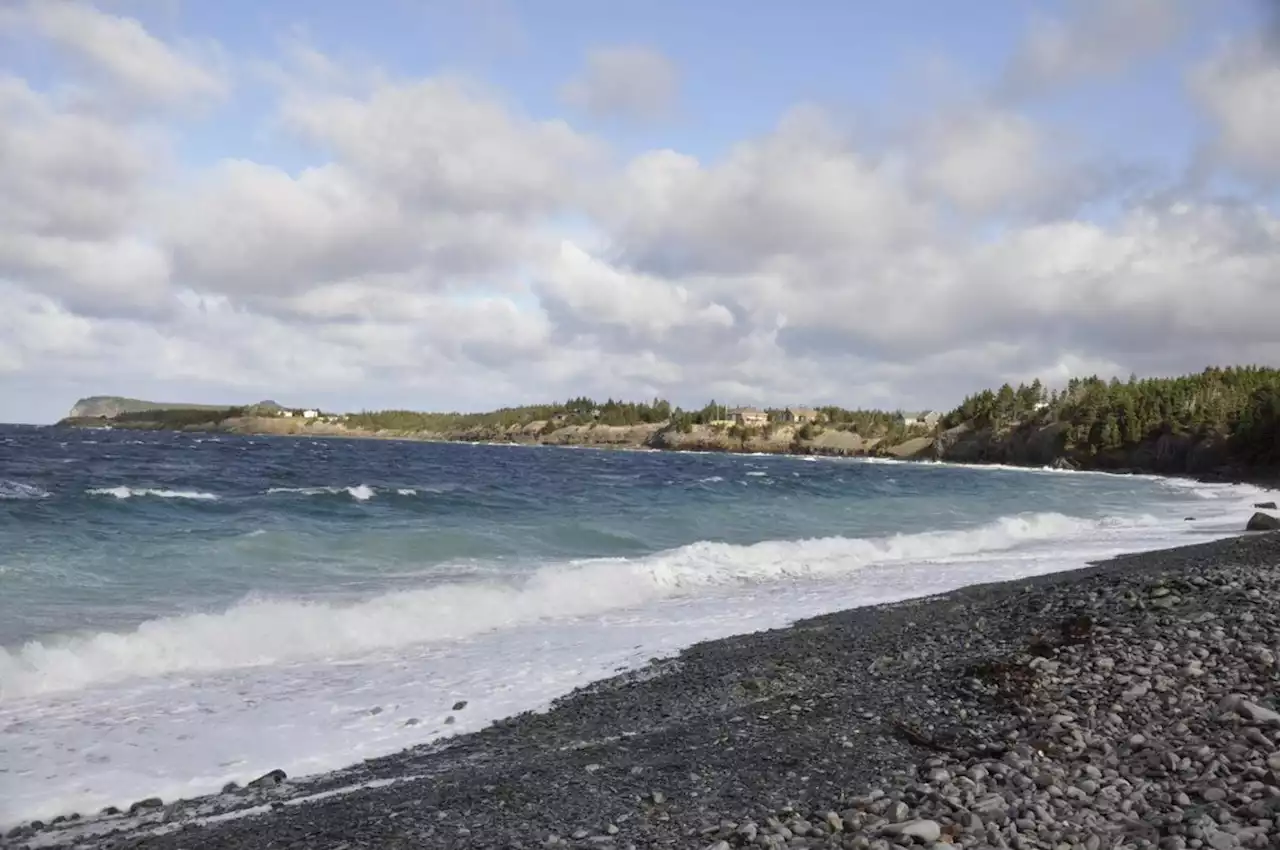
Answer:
[59,367,1280,482]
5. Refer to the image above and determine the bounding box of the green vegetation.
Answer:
[344,397,675,433]
[945,367,1280,465]
[346,396,919,442]
[112,407,246,428]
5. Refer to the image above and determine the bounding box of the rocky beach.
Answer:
[8,528,1280,850]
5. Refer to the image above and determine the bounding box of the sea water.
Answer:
[0,425,1267,824]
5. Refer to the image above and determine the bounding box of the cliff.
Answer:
[65,397,282,421]
[923,420,1254,481]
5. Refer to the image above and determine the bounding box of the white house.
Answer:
[280,410,294,418]
[903,410,940,429]
[302,409,319,419]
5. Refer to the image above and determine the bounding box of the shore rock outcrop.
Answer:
[1246,511,1280,531]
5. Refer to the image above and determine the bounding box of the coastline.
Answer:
[49,417,1280,492]
[12,529,1280,850]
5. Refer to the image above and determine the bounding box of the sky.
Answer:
[1,0,1278,423]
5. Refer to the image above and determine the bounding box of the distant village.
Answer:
[266,404,942,431]
[711,406,941,430]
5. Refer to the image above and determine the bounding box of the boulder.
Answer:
[1255,501,1278,510]
[247,769,287,789]
[1246,512,1280,531]
[127,797,163,815]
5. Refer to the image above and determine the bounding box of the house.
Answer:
[781,407,820,424]
[280,410,294,418]
[730,407,768,426]
[903,410,940,429]
[302,409,320,419]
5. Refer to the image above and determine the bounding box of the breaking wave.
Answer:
[0,480,49,500]
[86,487,220,501]
[0,510,1152,699]
[266,485,376,501]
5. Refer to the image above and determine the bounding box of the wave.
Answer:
[86,487,220,501]
[266,485,376,501]
[0,511,1151,699]
[0,481,49,500]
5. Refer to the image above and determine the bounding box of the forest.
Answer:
[346,397,917,440]
[944,366,1280,466]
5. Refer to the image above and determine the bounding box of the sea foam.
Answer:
[0,480,49,500]
[86,487,220,501]
[0,510,1151,699]
[266,485,377,501]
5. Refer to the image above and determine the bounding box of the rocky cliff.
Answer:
[925,420,1243,479]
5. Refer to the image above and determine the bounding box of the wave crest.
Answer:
[266,485,376,501]
[0,511,1147,700]
[86,487,219,501]
[0,480,49,500]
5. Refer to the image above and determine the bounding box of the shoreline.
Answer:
[11,529,1280,849]
[45,419,1280,493]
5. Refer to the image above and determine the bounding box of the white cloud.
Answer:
[280,76,602,215]
[0,75,171,315]
[560,46,679,120]
[1190,35,1280,180]
[1002,0,1186,95]
[536,241,734,338]
[916,108,1050,213]
[602,107,931,277]
[12,0,227,109]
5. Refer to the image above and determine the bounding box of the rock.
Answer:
[444,715,456,725]
[649,791,665,804]
[1245,512,1280,531]
[248,769,287,789]
[452,700,469,711]
[1221,695,1280,726]
[220,782,240,794]
[1254,501,1277,510]
[404,717,421,727]
[1202,788,1227,802]
[100,806,121,816]
[882,820,942,842]
[1207,832,1239,850]
[704,842,731,850]
[128,797,164,815]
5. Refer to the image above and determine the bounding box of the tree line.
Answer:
[944,366,1280,465]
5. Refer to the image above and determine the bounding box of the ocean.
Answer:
[0,424,1267,825]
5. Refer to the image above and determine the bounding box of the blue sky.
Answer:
[0,0,1277,422]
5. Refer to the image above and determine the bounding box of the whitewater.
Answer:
[0,425,1268,826]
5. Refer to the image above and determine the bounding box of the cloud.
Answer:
[560,46,679,120]
[1189,34,1280,181]
[0,75,171,316]
[601,107,931,277]
[281,75,602,215]
[1001,0,1186,96]
[10,0,228,110]
[915,107,1050,213]
[535,241,735,339]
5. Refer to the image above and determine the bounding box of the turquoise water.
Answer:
[0,425,1265,823]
